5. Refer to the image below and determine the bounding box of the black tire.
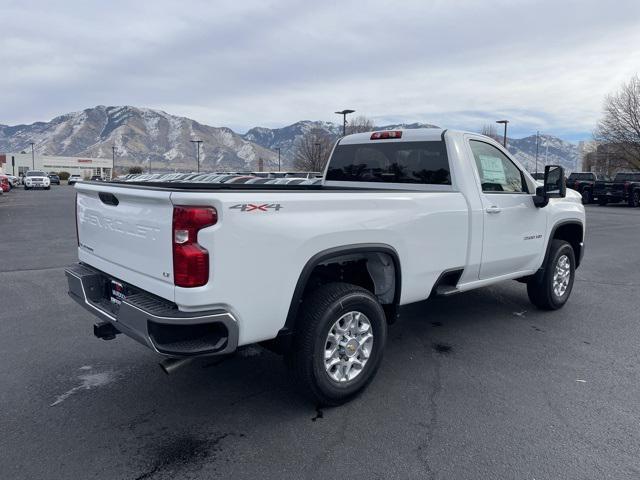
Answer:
[24,186,29,190]
[629,190,640,208]
[527,240,575,310]
[45,186,50,190]
[285,282,387,406]
[597,197,608,206]
[581,189,591,204]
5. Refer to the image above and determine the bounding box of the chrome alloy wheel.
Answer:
[552,254,571,297]
[324,311,374,383]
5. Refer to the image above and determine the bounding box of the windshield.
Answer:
[568,173,595,181]
[27,171,45,177]
[614,173,640,182]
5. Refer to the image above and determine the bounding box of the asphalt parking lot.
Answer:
[1,186,639,480]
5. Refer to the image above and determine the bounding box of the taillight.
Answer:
[172,206,217,288]
[574,181,580,189]
[371,130,402,140]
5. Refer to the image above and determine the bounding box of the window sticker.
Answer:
[478,155,506,184]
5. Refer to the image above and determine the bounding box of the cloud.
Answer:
[1,0,639,140]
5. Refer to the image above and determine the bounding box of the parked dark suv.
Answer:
[567,172,597,204]
[48,174,61,185]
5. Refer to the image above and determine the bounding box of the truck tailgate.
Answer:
[75,183,175,301]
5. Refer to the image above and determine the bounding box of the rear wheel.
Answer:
[285,282,387,405]
[581,189,592,204]
[527,240,575,310]
[629,190,640,207]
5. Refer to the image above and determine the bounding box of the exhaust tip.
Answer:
[159,357,193,375]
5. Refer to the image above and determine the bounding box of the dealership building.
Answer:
[0,152,113,179]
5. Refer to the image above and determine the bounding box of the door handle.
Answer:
[486,206,501,214]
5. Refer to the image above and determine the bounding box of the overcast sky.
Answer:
[2,0,639,140]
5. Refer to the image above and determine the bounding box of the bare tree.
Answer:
[594,74,640,170]
[293,129,335,172]
[347,115,375,135]
[480,124,499,140]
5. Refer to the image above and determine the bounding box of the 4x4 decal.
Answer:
[230,203,283,212]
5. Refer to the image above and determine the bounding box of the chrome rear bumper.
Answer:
[65,263,238,356]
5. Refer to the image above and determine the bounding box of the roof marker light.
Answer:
[370,131,402,140]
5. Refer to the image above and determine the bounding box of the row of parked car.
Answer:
[0,171,88,193]
[566,171,640,207]
[114,171,323,185]
[0,173,20,193]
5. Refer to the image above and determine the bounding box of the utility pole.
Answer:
[335,109,355,136]
[545,139,549,166]
[112,146,116,174]
[190,139,203,173]
[30,142,35,169]
[276,147,281,172]
[535,131,540,175]
[314,143,321,168]
[496,120,509,148]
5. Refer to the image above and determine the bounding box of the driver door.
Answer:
[469,139,547,279]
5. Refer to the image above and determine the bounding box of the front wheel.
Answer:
[527,240,575,310]
[629,190,640,208]
[581,190,592,204]
[285,282,387,406]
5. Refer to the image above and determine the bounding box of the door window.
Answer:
[470,140,527,193]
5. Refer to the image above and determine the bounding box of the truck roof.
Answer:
[339,128,446,144]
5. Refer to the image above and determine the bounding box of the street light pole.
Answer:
[112,146,116,174]
[535,131,539,175]
[496,120,509,148]
[276,147,281,172]
[190,140,203,173]
[335,109,355,136]
[30,142,35,169]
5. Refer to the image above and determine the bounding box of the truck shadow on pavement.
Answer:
[54,282,545,480]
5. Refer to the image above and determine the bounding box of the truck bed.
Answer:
[95,180,420,192]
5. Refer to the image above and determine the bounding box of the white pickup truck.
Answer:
[66,128,585,405]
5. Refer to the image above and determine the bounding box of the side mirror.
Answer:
[533,165,566,208]
[544,165,566,198]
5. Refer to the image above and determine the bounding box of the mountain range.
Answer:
[0,106,579,173]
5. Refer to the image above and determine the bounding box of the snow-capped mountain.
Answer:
[507,134,578,173]
[241,121,439,162]
[242,120,340,164]
[0,107,578,172]
[0,106,279,171]
[377,122,440,131]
